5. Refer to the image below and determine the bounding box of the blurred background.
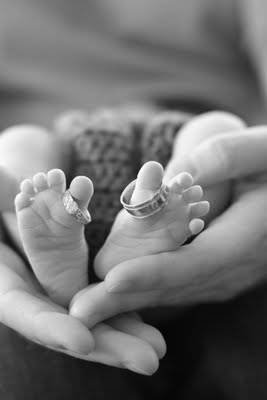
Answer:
[0,0,266,128]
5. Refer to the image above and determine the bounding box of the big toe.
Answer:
[130,161,164,204]
[69,176,94,211]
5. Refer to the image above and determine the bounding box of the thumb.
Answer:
[165,127,267,186]
[105,192,255,297]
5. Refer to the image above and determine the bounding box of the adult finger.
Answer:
[0,263,94,355]
[70,286,166,359]
[86,322,160,375]
[171,111,246,159]
[102,237,235,297]
[70,283,160,329]
[39,318,160,375]
[164,111,245,181]
[166,126,267,186]
[0,264,161,374]
[106,313,166,359]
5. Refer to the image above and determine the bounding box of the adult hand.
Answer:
[69,126,267,327]
[0,242,166,375]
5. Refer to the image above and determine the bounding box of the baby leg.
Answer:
[95,161,209,279]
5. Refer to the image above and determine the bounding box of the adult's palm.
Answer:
[0,242,166,375]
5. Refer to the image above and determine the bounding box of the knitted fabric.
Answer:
[55,109,191,278]
[141,111,192,165]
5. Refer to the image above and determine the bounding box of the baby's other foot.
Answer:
[95,161,209,279]
[15,169,93,307]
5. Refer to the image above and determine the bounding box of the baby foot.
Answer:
[95,161,209,279]
[15,169,93,307]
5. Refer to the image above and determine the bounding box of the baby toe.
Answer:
[69,176,94,211]
[130,161,164,204]
[182,185,203,203]
[175,172,194,190]
[47,169,66,193]
[15,192,32,211]
[168,181,183,194]
[189,218,205,235]
[20,179,35,196]
[189,201,210,218]
[32,172,49,192]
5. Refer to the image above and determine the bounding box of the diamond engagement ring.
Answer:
[62,190,91,225]
[120,179,171,219]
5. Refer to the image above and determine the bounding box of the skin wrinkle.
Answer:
[162,240,267,305]
[107,203,264,302]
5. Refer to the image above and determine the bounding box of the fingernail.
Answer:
[61,342,93,355]
[68,337,95,354]
[125,363,152,376]
[54,344,74,352]
[65,348,91,355]
[106,281,131,293]
[34,340,90,355]
[60,335,94,355]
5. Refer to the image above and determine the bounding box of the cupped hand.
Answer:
[0,243,166,375]
[69,126,267,327]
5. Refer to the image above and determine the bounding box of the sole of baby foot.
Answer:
[95,161,209,279]
[15,169,93,307]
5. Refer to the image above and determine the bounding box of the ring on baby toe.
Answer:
[120,180,171,219]
[62,190,91,225]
